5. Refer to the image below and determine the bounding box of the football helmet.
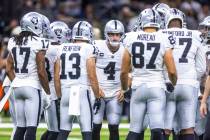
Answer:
[104,20,125,47]
[41,15,51,39]
[20,12,44,36]
[132,14,142,32]
[72,21,93,43]
[165,8,184,28]
[152,3,170,29]
[199,16,210,43]
[50,21,71,44]
[139,8,161,29]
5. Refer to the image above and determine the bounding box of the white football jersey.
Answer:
[2,76,11,87]
[45,42,60,100]
[162,28,206,87]
[124,30,173,88]
[95,40,125,98]
[59,42,96,88]
[8,36,47,89]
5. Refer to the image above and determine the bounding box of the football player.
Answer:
[92,20,125,140]
[56,21,100,140]
[121,8,177,140]
[40,21,70,140]
[199,16,210,140]
[6,12,50,140]
[163,8,206,140]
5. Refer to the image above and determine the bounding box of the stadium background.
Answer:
[0,0,210,139]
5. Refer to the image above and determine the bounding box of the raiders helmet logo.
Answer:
[31,17,38,25]
[54,29,62,37]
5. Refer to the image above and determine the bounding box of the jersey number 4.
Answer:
[12,47,30,73]
[104,62,116,80]
[60,53,81,79]
[132,42,160,69]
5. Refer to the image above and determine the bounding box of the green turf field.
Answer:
[0,127,174,140]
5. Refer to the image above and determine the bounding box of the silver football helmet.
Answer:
[50,21,71,44]
[41,15,51,39]
[72,21,93,43]
[104,20,125,47]
[152,3,170,29]
[165,8,184,28]
[132,14,142,32]
[20,12,44,36]
[139,8,161,29]
[199,16,210,43]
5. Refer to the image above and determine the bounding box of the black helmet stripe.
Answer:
[77,21,82,36]
[155,3,161,10]
[114,20,117,30]
[174,8,177,15]
[151,9,156,23]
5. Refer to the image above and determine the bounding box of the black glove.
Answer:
[93,98,101,114]
[166,82,174,93]
[124,88,132,103]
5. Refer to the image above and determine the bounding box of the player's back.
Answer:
[8,36,45,89]
[163,28,206,85]
[125,30,171,87]
[59,42,95,87]
[95,40,124,89]
[45,42,60,83]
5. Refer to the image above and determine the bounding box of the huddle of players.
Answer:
[2,2,210,140]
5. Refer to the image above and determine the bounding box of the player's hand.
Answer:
[165,82,174,93]
[200,102,208,118]
[43,94,51,110]
[124,88,132,103]
[93,98,101,114]
[117,90,124,102]
[99,88,105,98]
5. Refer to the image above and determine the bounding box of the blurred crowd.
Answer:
[0,0,209,38]
[0,0,210,117]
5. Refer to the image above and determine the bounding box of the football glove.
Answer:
[165,82,174,93]
[93,98,101,114]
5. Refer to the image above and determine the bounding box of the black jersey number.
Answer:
[45,58,52,81]
[60,53,81,79]
[132,42,160,69]
[178,38,192,63]
[104,62,116,80]
[12,47,30,73]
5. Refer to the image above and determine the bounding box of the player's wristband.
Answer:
[122,89,129,94]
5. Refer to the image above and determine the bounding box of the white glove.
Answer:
[43,94,51,110]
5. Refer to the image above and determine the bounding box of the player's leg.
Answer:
[45,100,60,140]
[13,87,26,140]
[24,87,42,140]
[57,87,73,140]
[203,97,210,140]
[106,96,123,140]
[79,89,93,140]
[147,87,166,140]
[4,86,16,140]
[92,97,105,140]
[176,85,198,140]
[126,85,147,140]
[164,91,176,140]
[194,98,206,140]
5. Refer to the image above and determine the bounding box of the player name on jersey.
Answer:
[62,45,81,52]
[162,30,192,37]
[137,34,155,41]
